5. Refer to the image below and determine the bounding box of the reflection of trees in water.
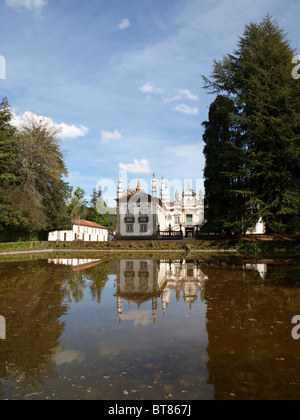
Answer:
[1,257,299,400]
[0,258,110,398]
[200,261,300,400]
[0,260,69,396]
[61,272,87,303]
[84,261,111,303]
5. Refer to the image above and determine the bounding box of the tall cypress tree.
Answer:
[0,98,20,241]
[203,16,300,233]
[203,95,254,234]
[0,97,17,185]
[203,96,237,233]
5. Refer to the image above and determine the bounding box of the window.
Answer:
[124,273,135,290]
[175,217,180,225]
[140,224,148,233]
[186,214,193,225]
[140,261,148,270]
[125,213,135,223]
[126,261,134,270]
[187,264,194,277]
[138,212,149,223]
[139,276,149,289]
[126,224,134,233]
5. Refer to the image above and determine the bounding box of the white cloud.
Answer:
[58,123,89,140]
[122,310,154,326]
[139,84,199,115]
[101,129,123,144]
[11,111,89,140]
[54,348,85,366]
[119,159,151,174]
[139,83,164,95]
[67,171,81,180]
[118,18,130,30]
[163,88,199,103]
[5,0,47,13]
[163,94,182,103]
[173,104,199,116]
[178,88,199,101]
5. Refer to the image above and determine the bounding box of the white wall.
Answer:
[48,224,108,242]
[119,198,160,237]
[246,217,266,235]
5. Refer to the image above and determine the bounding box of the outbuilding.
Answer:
[48,219,109,242]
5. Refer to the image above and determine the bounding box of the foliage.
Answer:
[88,187,109,227]
[202,95,249,233]
[0,101,72,241]
[203,15,300,234]
[67,186,89,220]
[0,97,18,185]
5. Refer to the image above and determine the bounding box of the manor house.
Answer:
[116,174,205,240]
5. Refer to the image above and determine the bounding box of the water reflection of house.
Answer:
[0,315,5,340]
[48,258,103,271]
[159,259,208,312]
[115,259,207,323]
[115,259,160,324]
[245,263,267,279]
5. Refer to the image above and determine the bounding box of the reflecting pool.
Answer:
[0,256,299,400]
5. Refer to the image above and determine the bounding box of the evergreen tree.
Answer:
[0,98,21,241]
[0,98,17,185]
[203,16,300,233]
[88,187,109,227]
[203,95,247,233]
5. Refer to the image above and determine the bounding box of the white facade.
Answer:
[48,219,108,242]
[48,258,103,269]
[115,259,207,323]
[116,174,205,239]
[160,177,205,236]
[246,217,266,235]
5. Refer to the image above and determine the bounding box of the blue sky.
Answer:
[0,0,299,205]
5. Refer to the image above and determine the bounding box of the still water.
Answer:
[0,255,299,400]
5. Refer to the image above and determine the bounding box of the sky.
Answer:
[0,0,299,205]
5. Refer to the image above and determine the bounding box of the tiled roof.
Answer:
[72,219,108,230]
